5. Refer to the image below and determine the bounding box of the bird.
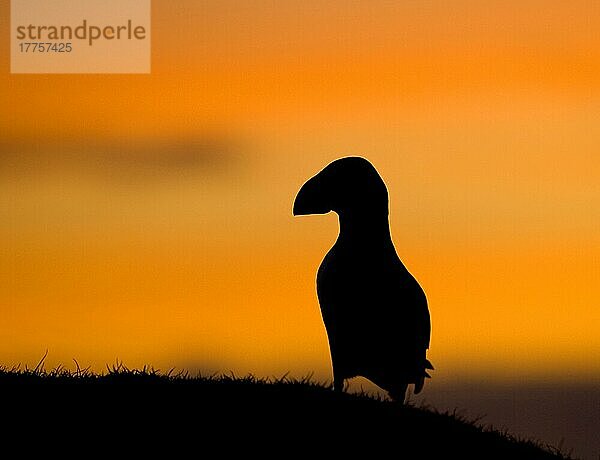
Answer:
[293,156,433,402]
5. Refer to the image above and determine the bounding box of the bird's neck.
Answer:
[337,212,393,247]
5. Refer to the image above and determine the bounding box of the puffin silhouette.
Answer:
[293,157,433,402]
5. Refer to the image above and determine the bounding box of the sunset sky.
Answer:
[1,0,598,396]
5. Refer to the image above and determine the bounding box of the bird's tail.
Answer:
[414,359,434,394]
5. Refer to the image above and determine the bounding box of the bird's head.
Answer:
[293,157,389,218]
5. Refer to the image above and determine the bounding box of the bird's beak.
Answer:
[293,173,331,216]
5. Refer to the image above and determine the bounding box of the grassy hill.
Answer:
[0,364,574,459]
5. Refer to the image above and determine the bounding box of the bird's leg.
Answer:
[388,384,408,404]
[333,376,345,394]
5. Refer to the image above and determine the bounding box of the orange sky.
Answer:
[1,1,598,384]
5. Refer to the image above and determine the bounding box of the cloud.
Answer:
[0,132,244,179]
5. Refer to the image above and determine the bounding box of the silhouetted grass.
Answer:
[0,362,576,459]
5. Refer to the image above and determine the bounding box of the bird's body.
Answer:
[318,229,430,401]
[293,157,432,402]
